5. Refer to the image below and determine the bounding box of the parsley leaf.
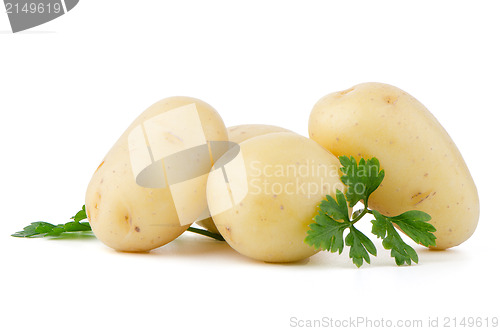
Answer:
[305,190,351,254]
[12,206,92,238]
[12,205,225,241]
[320,190,350,223]
[305,190,377,267]
[371,211,419,265]
[346,226,377,267]
[387,210,437,247]
[71,205,88,222]
[11,222,55,238]
[339,156,385,207]
[371,210,436,265]
[306,156,436,267]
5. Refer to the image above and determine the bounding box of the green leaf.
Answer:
[345,226,377,267]
[64,221,91,232]
[45,226,66,237]
[71,205,87,222]
[320,191,350,223]
[305,213,350,254]
[339,156,385,207]
[13,204,223,242]
[305,155,436,267]
[388,210,436,248]
[383,226,419,266]
[35,222,57,234]
[305,191,351,254]
[371,215,388,239]
[11,222,57,238]
[371,210,420,266]
[12,206,92,238]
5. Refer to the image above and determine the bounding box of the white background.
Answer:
[1,1,499,330]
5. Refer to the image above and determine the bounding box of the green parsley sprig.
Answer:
[12,205,224,241]
[305,156,437,267]
[12,205,92,238]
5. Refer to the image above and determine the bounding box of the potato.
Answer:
[196,124,292,233]
[206,132,345,262]
[85,97,228,252]
[228,124,293,143]
[309,82,479,249]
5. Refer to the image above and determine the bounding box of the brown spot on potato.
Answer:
[412,191,436,206]
[384,95,398,104]
[94,193,101,211]
[135,226,141,232]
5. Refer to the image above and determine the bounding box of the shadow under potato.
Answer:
[148,233,233,258]
[47,232,97,240]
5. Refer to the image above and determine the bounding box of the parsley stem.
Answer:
[186,227,225,241]
[351,206,372,225]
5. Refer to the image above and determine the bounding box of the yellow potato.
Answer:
[196,124,292,233]
[86,97,228,252]
[206,132,345,262]
[309,82,479,249]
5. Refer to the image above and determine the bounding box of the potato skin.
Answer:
[228,124,293,144]
[207,132,345,262]
[309,82,479,249]
[86,97,228,252]
[196,124,292,233]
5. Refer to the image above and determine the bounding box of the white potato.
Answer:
[86,97,228,252]
[228,124,293,143]
[309,82,479,249]
[196,124,292,233]
[206,132,345,262]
